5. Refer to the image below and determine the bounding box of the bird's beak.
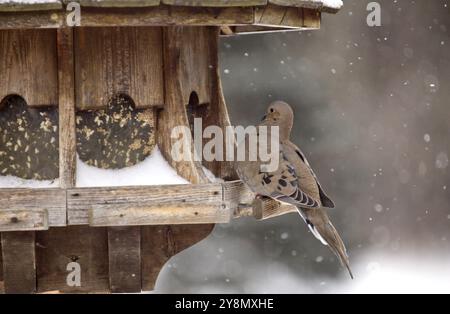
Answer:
[261,114,267,121]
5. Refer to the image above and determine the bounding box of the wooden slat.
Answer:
[0,6,254,29]
[0,29,58,107]
[108,227,141,293]
[1,232,36,293]
[58,28,76,189]
[252,197,297,220]
[302,7,320,28]
[90,203,229,227]
[0,189,66,227]
[36,226,109,293]
[67,0,161,7]
[159,26,217,184]
[67,184,223,225]
[0,210,48,232]
[74,27,164,110]
[141,224,214,291]
[0,235,3,291]
[254,3,303,28]
[162,0,266,6]
[0,0,62,12]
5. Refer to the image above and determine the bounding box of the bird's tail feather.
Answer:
[297,207,354,279]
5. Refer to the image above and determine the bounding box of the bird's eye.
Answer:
[270,108,274,113]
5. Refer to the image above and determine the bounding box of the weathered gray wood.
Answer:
[0,6,254,29]
[0,235,3,291]
[0,0,62,12]
[108,227,141,293]
[141,224,214,291]
[1,231,36,293]
[68,184,223,225]
[0,210,48,232]
[65,0,160,7]
[0,29,58,107]
[255,3,303,27]
[0,189,66,227]
[90,203,229,227]
[302,7,320,28]
[58,28,76,189]
[74,27,164,110]
[36,226,109,293]
[162,0,266,6]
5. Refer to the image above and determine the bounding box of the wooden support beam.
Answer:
[68,184,225,225]
[0,210,48,232]
[89,203,229,227]
[1,232,36,293]
[0,7,254,30]
[58,28,76,189]
[108,227,141,293]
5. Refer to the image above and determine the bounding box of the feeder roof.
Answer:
[0,0,342,32]
[0,0,343,13]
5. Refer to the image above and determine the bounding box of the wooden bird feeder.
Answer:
[0,0,342,293]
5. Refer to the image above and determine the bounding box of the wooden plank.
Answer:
[108,227,141,293]
[252,197,297,220]
[159,26,217,184]
[0,189,66,227]
[0,0,62,12]
[0,29,58,107]
[302,7,320,28]
[67,0,160,7]
[36,226,109,293]
[162,0,265,6]
[58,28,76,189]
[141,224,213,291]
[0,210,48,232]
[67,184,223,225]
[74,27,164,110]
[0,235,3,291]
[254,3,303,28]
[90,203,229,227]
[0,6,254,29]
[1,231,36,293]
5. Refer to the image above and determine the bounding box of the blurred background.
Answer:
[155,0,450,293]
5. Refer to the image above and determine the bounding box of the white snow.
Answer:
[76,146,189,187]
[0,146,189,188]
[321,0,344,10]
[0,176,59,188]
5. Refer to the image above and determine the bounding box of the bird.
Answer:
[235,101,353,279]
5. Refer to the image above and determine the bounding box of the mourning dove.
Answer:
[235,101,353,279]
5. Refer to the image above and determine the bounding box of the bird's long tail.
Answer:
[297,207,354,279]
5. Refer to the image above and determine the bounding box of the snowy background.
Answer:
[154,0,450,294]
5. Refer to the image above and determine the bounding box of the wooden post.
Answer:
[108,227,141,293]
[1,232,36,293]
[58,28,76,189]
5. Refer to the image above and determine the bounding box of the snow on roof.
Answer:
[0,0,343,13]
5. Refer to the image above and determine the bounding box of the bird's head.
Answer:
[262,101,294,140]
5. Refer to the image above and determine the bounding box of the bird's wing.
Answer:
[259,152,321,209]
[287,143,335,209]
